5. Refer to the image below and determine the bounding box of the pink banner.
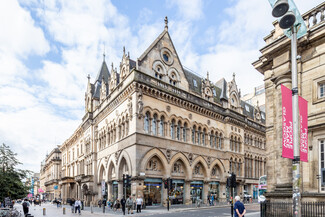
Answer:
[38,188,44,193]
[299,96,308,162]
[281,85,293,159]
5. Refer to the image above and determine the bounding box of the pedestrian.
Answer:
[121,196,126,215]
[211,194,214,206]
[70,198,75,213]
[234,196,246,217]
[126,196,134,214]
[136,195,143,213]
[98,199,102,208]
[22,199,30,217]
[207,194,210,205]
[74,198,82,215]
[107,200,112,210]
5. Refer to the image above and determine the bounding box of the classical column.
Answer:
[118,180,123,199]
[219,183,227,202]
[107,181,112,200]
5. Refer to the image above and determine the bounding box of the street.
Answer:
[14,203,260,217]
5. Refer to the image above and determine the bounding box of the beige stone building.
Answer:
[253,2,325,201]
[59,18,266,206]
[40,147,62,201]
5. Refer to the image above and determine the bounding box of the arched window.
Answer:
[144,112,150,133]
[192,126,196,144]
[210,131,214,148]
[159,116,165,136]
[183,123,187,142]
[230,136,233,151]
[177,121,181,140]
[219,133,222,149]
[152,114,157,135]
[197,127,201,145]
[202,129,206,146]
[171,119,175,139]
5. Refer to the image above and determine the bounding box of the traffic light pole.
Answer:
[230,186,234,217]
[291,25,301,217]
[167,187,170,211]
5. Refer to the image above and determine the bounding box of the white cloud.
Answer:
[0,0,49,57]
[166,0,203,20]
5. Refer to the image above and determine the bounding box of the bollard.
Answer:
[43,208,46,216]
[91,206,93,213]
[63,207,66,215]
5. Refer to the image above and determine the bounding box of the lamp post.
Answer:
[268,1,307,217]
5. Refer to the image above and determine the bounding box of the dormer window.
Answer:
[193,79,197,87]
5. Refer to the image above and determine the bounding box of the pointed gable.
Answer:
[137,27,189,91]
[93,60,110,99]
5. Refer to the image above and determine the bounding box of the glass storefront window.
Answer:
[170,180,184,204]
[208,182,219,202]
[143,182,162,206]
[112,182,118,201]
[190,181,203,203]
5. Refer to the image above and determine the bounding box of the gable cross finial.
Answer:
[207,71,209,80]
[123,46,125,55]
[257,100,259,107]
[164,16,168,30]
[233,72,236,80]
[87,74,90,81]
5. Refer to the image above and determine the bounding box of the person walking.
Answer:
[136,195,143,213]
[70,198,75,213]
[121,196,126,215]
[207,194,210,206]
[234,196,246,217]
[74,198,82,215]
[126,196,133,214]
[211,194,214,206]
[22,199,30,217]
[98,199,102,208]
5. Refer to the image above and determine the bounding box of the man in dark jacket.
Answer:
[121,197,126,215]
[22,199,30,216]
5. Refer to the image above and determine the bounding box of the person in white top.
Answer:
[74,199,82,215]
[136,195,143,213]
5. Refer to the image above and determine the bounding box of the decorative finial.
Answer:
[123,46,125,55]
[128,51,130,57]
[87,74,90,81]
[103,44,106,62]
[233,72,236,80]
[207,71,209,80]
[111,62,114,71]
[257,100,259,107]
[164,16,168,30]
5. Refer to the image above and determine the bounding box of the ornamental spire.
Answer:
[164,16,168,30]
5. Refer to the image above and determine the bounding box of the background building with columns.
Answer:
[253,2,325,202]
[58,18,266,206]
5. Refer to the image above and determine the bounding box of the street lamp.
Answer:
[268,1,307,217]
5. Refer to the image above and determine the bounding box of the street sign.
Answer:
[101,180,106,196]
[268,0,307,39]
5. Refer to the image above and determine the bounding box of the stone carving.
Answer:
[194,164,201,175]
[127,96,133,119]
[207,157,211,167]
[188,153,193,165]
[188,113,192,120]
[137,91,143,119]
[207,120,210,125]
[166,105,171,112]
[166,149,171,161]
[115,151,121,164]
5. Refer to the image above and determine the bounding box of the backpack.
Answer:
[23,202,28,208]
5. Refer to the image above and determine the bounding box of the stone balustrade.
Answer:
[303,2,325,30]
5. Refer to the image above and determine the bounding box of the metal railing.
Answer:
[261,201,325,217]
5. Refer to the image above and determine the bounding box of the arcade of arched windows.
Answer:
[244,133,265,150]
[244,154,266,179]
[98,114,129,151]
[143,110,224,150]
[229,134,242,153]
[229,157,243,177]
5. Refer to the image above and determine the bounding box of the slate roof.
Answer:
[93,61,110,99]
[241,101,266,124]
[215,78,228,100]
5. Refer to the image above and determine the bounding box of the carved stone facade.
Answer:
[40,147,62,201]
[58,18,266,206]
[253,2,325,202]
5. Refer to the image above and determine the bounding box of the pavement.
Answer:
[14,202,260,217]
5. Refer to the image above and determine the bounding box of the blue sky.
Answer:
[0,0,323,172]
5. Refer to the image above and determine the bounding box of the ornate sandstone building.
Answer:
[253,2,325,201]
[59,18,266,206]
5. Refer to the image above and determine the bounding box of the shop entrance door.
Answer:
[190,181,203,204]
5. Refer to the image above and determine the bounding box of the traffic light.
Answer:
[164,179,168,189]
[231,173,236,188]
[226,177,231,188]
[126,175,131,187]
[168,178,172,190]
[271,0,296,29]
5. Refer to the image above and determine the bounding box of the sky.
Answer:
[0,0,323,173]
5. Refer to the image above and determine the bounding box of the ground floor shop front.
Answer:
[101,178,229,205]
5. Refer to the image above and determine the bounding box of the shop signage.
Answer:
[101,180,106,196]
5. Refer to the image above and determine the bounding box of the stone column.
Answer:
[118,180,123,199]
[184,180,191,205]
[162,185,168,206]
[107,181,112,200]
[219,183,227,202]
[203,181,209,204]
